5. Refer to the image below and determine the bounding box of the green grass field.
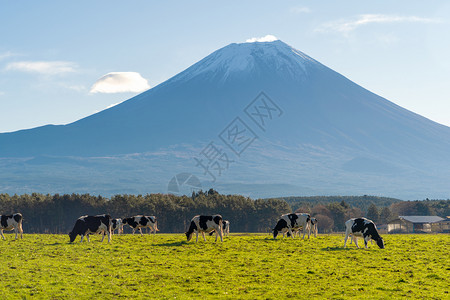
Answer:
[0,233,448,299]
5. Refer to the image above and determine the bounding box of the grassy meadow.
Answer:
[0,233,448,299]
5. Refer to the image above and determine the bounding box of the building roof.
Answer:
[399,216,444,223]
[435,217,450,223]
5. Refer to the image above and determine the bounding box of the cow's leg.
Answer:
[344,231,350,248]
[364,236,369,248]
[288,228,294,239]
[201,232,206,242]
[218,227,223,242]
[354,237,360,248]
[80,234,85,243]
[107,228,111,243]
[14,227,18,240]
[139,228,144,236]
[101,232,105,242]
[1,229,5,240]
[195,231,199,243]
[132,228,136,235]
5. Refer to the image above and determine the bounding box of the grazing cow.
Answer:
[69,214,112,243]
[310,217,318,237]
[344,218,384,249]
[122,215,158,236]
[0,213,23,240]
[209,219,230,236]
[186,215,223,242]
[222,220,230,236]
[111,218,123,234]
[274,213,311,239]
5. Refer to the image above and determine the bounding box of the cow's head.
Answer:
[185,231,194,241]
[68,231,77,243]
[377,237,385,249]
[273,229,279,239]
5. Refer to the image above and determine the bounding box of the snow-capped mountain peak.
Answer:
[172,40,321,83]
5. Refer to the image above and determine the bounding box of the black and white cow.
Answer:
[111,218,123,234]
[309,217,318,237]
[208,219,230,236]
[344,217,384,249]
[274,213,311,239]
[186,215,223,242]
[222,220,230,236]
[0,213,23,240]
[69,214,112,243]
[122,215,158,236]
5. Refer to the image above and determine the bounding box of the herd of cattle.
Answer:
[0,212,384,249]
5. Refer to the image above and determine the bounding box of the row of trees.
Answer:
[1,191,448,234]
[0,190,289,234]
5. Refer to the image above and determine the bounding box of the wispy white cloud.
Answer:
[290,6,311,14]
[59,83,86,92]
[245,35,279,43]
[0,51,17,61]
[317,14,442,33]
[89,72,150,94]
[5,61,78,75]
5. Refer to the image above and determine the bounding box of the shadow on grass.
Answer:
[42,242,65,246]
[153,240,188,247]
[321,246,351,251]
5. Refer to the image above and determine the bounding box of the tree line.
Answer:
[0,190,289,234]
[0,191,448,234]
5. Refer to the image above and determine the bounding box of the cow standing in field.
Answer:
[274,213,311,239]
[69,214,112,243]
[222,220,230,236]
[310,217,318,237]
[186,215,223,242]
[209,219,230,236]
[344,218,384,249]
[111,218,123,234]
[122,215,158,236]
[0,213,23,240]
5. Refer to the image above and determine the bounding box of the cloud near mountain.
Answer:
[5,61,78,75]
[90,72,150,94]
[245,35,278,43]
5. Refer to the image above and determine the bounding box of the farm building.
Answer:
[387,216,445,233]
[432,217,450,233]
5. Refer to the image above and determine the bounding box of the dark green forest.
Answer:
[0,191,448,234]
[0,190,289,234]
[279,195,402,212]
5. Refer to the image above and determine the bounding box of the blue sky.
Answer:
[1,1,449,132]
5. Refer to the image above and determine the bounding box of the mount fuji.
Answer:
[1,40,450,199]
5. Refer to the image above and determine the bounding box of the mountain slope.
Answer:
[1,40,449,198]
